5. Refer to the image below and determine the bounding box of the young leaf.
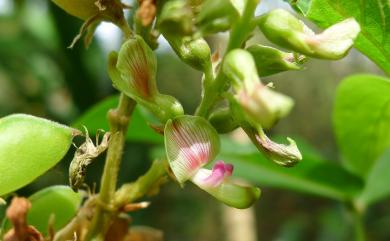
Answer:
[3,186,82,235]
[287,0,390,75]
[218,137,363,201]
[333,75,390,178]
[73,95,163,144]
[357,149,390,206]
[0,114,76,196]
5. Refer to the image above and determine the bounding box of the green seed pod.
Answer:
[247,44,304,76]
[209,107,239,133]
[0,114,77,196]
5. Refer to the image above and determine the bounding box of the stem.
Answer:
[354,211,366,241]
[195,0,258,118]
[85,94,136,240]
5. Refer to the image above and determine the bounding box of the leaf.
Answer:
[0,114,76,196]
[3,186,82,235]
[73,95,163,144]
[357,149,390,206]
[287,0,390,75]
[333,74,390,177]
[218,136,363,201]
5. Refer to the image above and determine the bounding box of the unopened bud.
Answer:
[166,35,212,72]
[196,0,246,35]
[247,44,304,76]
[158,0,194,36]
[223,49,259,90]
[257,9,360,59]
[245,127,302,167]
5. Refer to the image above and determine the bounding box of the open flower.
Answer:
[164,115,260,209]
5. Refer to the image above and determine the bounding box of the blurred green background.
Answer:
[0,0,388,241]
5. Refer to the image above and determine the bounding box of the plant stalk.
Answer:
[195,0,258,118]
[85,94,136,241]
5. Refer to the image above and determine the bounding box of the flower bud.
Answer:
[195,0,246,35]
[223,49,259,90]
[209,107,239,134]
[191,161,261,209]
[245,127,302,167]
[165,35,212,72]
[109,35,184,123]
[247,44,304,76]
[158,0,194,36]
[237,84,294,129]
[164,115,220,183]
[257,9,360,59]
[223,49,293,129]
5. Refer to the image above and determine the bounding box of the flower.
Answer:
[164,115,260,209]
[257,9,360,59]
[108,35,184,123]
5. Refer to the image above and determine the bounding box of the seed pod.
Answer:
[0,114,78,196]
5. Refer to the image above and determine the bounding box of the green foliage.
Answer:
[288,0,390,75]
[3,186,81,235]
[218,137,363,201]
[333,75,390,178]
[357,149,390,206]
[73,95,163,144]
[0,114,75,196]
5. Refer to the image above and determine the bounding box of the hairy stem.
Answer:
[85,94,136,241]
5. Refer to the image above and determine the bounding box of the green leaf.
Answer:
[3,186,81,235]
[218,137,363,201]
[0,114,76,196]
[288,0,390,75]
[333,74,390,177]
[73,95,163,144]
[357,149,390,206]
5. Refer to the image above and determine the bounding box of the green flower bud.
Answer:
[247,44,304,76]
[158,0,194,36]
[165,35,212,72]
[257,9,360,59]
[244,126,302,167]
[196,0,246,35]
[209,107,239,134]
[223,49,259,90]
[109,35,184,123]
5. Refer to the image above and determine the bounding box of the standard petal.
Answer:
[116,35,158,100]
[164,115,220,183]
